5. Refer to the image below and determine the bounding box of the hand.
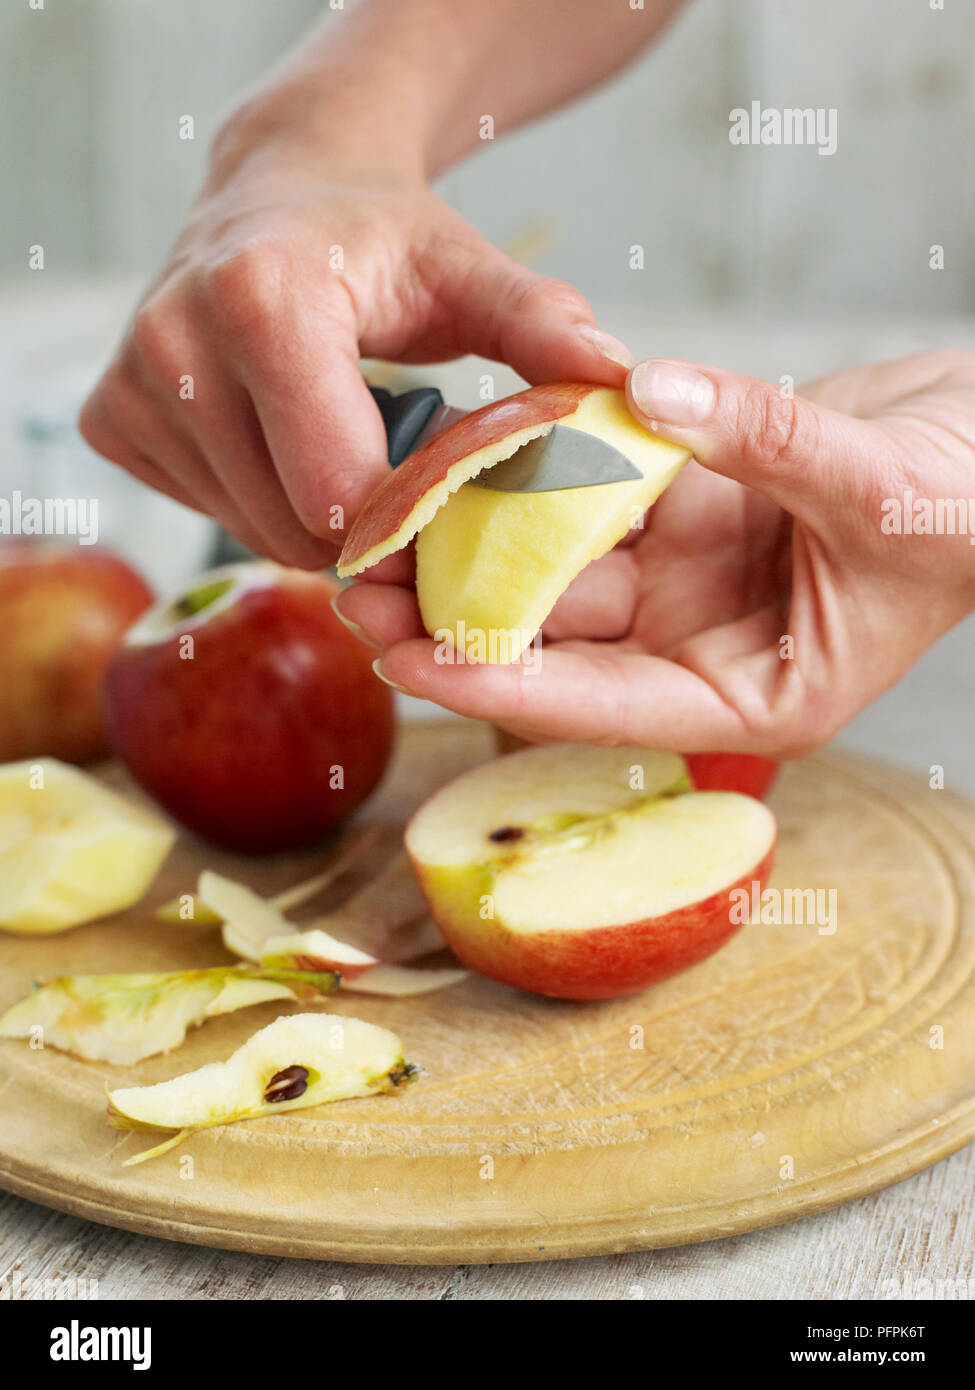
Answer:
[338,350,975,756]
[79,120,629,569]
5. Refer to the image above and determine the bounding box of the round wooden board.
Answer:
[1,721,974,1265]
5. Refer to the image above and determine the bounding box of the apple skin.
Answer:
[103,567,395,853]
[338,383,599,576]
[409,850,774,1001]
[0,543,154,764]
[685,752,779,801]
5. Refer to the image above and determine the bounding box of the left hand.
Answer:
[334,350,975,757]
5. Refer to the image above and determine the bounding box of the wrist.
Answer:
[210,71,430,189]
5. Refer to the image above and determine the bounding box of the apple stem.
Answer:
[171,578,235,620]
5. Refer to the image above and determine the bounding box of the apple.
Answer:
[0,542,153,763]
[0,758,175,934]
[405,743,776,1000]
[107,1012,417,1164]
[338,385,689,663]
[684,752,780,800]
[0,963,339,1064]
[103,562,396,853]
[494,730,780,801]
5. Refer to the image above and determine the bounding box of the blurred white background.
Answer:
[3,0,974,310]
[2,0,974,779]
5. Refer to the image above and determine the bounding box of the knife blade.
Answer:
[405,399,642,493]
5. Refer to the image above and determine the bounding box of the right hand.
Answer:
[80,120,630,568]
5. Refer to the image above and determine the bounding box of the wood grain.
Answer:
[1,721,974,1265]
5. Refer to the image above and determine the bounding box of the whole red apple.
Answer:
[0,543,154,764]
[102,563,395,853]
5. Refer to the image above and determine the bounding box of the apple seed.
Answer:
[488,825,524,843]
[263,1064,310,1103]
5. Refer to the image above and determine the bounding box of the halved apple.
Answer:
[107,1012,416,1163]
[405,744,776,1000]
[0,758,175,934]
[0,963,339,1064]
[338,385,689,663]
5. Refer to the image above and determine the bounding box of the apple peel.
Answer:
[337,384,690,665]
[0,963,339,1065]
[337,963,469,996]
[338,384,599,577]
[260,929,378,979]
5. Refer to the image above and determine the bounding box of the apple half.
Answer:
[337,385,689,663]
[405,744,776,1000]
[107,1012,417,1163]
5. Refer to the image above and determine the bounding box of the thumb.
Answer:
[446,243,634,386]
[625,359,895,520]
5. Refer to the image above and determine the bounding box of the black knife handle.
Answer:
[369,385,444,467]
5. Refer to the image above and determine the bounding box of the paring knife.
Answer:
[368,384,642,493]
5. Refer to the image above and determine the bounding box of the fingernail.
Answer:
[629,360,715,426]
[576,324,635,369]
[329,591,370,642]
[372,658,411,696]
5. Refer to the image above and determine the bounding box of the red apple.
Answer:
[338,384,690,664]
[0,542,154,763]
[339,383,599,576]
[103,563,395,853]
[406,743,776,1000]
[685,752,780,800]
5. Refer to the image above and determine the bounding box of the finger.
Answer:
[210,266,390,538]
[438,240,635,386]
[176,369,338,569]
[332,581,425,649]
[625,359,902,524]
[80,391,198,513]
[373,636,775,751]
[79,381,270,556]
[541,549,639,642]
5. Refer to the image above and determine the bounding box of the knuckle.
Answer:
[512,274,592,320]
[77,390,112,453]
[737,385,809,472]
[129,298,184,378]
[204,244,290,334]
[765,684,844,759]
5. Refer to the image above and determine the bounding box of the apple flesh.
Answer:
[0,543,153,763]
[0,963,339,1064]
[107,1012,416,1163]
[405,744,776,1000]
[338,385,689,663]
[103,563,395,853]
[0,758,175,934]
[495,730,779,801]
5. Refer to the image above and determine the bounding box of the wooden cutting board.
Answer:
[1,720,974,1264]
